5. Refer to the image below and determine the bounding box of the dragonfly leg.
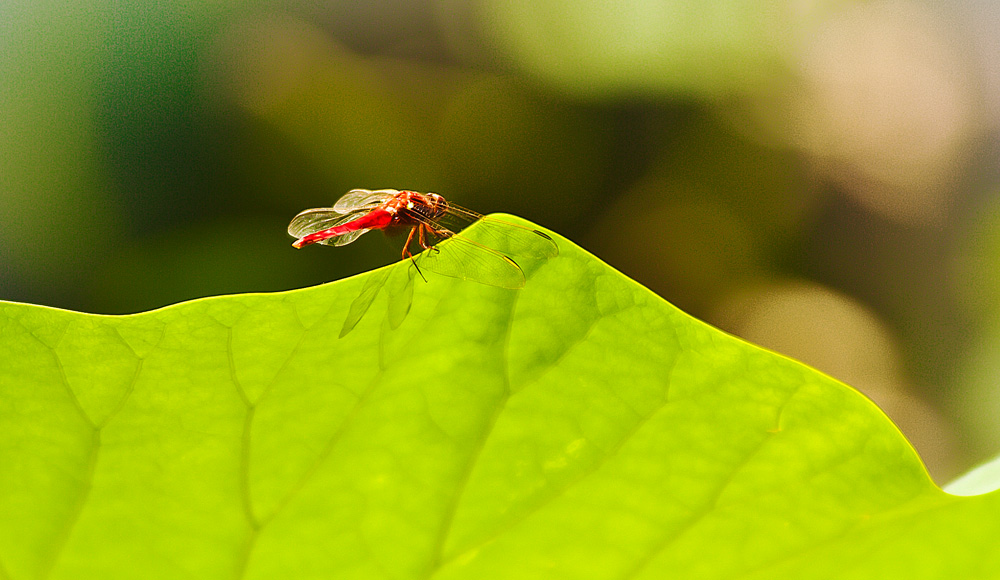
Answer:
[401,225,428,282]
[420,223,452,254]
[402,226,417,260]
[418,224,429,249]
[417,224,442,254]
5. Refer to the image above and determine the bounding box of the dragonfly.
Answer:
[288,189,558,289]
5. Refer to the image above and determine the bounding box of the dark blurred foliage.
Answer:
[5,0,1000,481]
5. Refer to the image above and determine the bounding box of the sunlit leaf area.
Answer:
[4,230,1000,579]
[3,0,999,500]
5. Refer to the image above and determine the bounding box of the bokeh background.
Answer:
[4,0,1000,482]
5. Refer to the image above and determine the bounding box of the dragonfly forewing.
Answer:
[437,209,558,260]
[333,189,397,213]
[416,235,527,289]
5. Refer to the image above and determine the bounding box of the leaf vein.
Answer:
[41,428,100,580]
[438,303,675,569]
[422,292,524,578]
[619,381,807,580]
[257,370,384,528]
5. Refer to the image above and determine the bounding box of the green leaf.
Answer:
[1,216,996,579]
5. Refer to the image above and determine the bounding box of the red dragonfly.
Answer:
[288,189,558,288]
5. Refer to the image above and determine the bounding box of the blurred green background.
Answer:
[4,0,1000,482]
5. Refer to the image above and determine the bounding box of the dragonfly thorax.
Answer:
[401,191,447,221]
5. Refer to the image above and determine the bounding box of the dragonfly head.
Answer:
[401,190,448,219]
[426,192,447,212]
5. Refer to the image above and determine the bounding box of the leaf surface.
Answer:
[1,216,995,579]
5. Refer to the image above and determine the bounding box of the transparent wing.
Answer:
[415,234,527,289]
[433,204,559,260]
[324,227,369,247]
[402,202,558,288]
[289,208,341,237]
[288,209,372,246]
[333,189,397,214]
